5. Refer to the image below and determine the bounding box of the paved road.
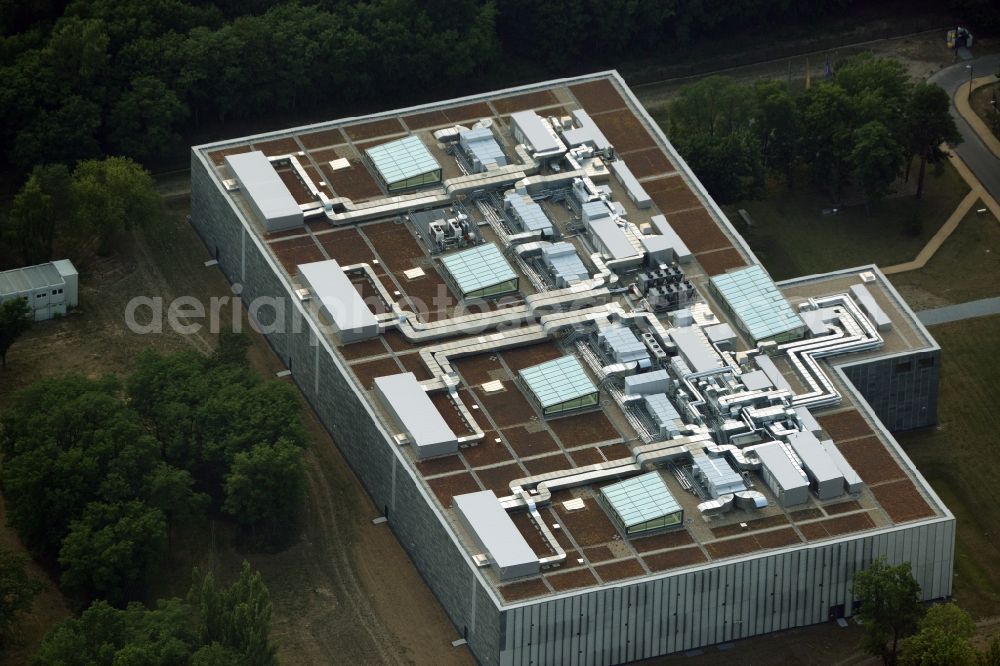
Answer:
[929,54,1000,202]
[916,296,1000,326]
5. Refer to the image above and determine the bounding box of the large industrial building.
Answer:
[191,72,953,665]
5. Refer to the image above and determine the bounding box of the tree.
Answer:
[850,121,903,213]
[853,558,924,666]
[799,82,856,198]
[676,130,764,204]
[189,562,277,666]
[224,439,304,545]
[0,298,32,370]
[906,83,962,199]
[981,634,1000,666]
[58,500,168,604]
[0,546,44,649]
[899,603,976,666]
[669,75,756,138]
[754,80,801,184]
[108,75,188,164]
[70,157,161,253]
[2,164,72,265]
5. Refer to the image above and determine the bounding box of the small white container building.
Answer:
[0,259,78,321]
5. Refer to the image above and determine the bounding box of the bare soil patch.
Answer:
[474,463,524,497]
[570,79,628,114]
[816,409,873,441]
[837,436,905,485]
[646,176,702,213]
[474,381,535,428]
[337,338,389,361]
[583,545,616,563]
[664,207,732,253]
[503,425,559,457]
[590,108,658,153]
[297,127,345,150]
[620,147,676,179]
[697,247,746,276]
[492,90,560,114]
[462,434,514,468]
[523,453,573,475]
[546,567,598,592]
[595,559,645,582]
[569,446,605,467]
[824,499,862,515]
[497,578,549,603]
[269,236,324,275]
[207,144,253,166]
[349,356,403,390]
[870,480,936,523]
[643,546,707,572]
[427,472,482,508]
[632,529,695,553]
[343,117,405,142]
[549,410,620,447]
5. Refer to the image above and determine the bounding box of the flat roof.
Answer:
[365,135,440,185]
[601,472,681,528]
[520,355,597,410]
[755,442,809,492]
[711,265,805,342]
[0,262,65,295]
[542,242,588,284]
[194,72,948,602]
[225,151,302,222]
[440,243,517,296]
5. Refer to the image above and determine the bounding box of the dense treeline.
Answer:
[1,0,985,181]
[663,54,962,208]
[0,339,306,606]
[33,563,277,666]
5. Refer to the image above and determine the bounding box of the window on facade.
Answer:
[894,360,912,373]
[918,357,935,369]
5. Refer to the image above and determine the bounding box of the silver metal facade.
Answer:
[498,518,954,666]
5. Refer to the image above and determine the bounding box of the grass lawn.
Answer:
[896,315,1000,618]
[971,81,1000,142]
[889,202,1000,310]
[727,160,970,281]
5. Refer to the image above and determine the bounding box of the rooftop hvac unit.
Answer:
[222,179,239,191]
[294,288,311,302]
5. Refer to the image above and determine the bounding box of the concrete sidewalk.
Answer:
[916,296,1000,326]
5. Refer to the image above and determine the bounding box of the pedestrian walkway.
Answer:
[881,189,980,275]
[916,296,1000,326]
[957,75,1000,160]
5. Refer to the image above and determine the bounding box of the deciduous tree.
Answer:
[853,558,924,666]
[906,83,962,199]
[850,121,903,213]
[0,546,44,649]
[0,298,32,370]
[899,603,976,666]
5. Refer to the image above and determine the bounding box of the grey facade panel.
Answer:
[374,372,459,459]
[455,491,540,580]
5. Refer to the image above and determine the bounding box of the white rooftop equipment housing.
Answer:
[374,372,458,459]
[459,126,507,172]
[754,442,810,507]
[298,259,379,342]
[561,109,612,154]
[649,214,692,264]
[225,151,304,232]
[541,242,589,287]
[454,490,540,580]
[509,111,566,158]
[610,160,652,209]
